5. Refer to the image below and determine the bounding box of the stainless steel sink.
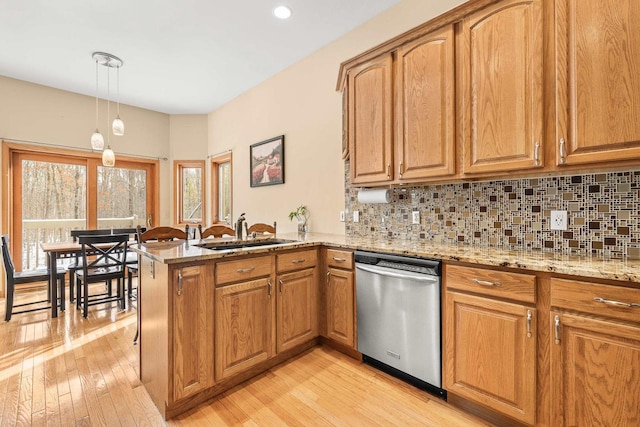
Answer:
[195,238,297,251]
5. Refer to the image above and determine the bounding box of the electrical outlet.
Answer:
[339,211,345,222]
[353,210,360,223]
[550,210,568,231]
[412,210,420,224]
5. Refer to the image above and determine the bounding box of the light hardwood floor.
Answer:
[1,284,493,426]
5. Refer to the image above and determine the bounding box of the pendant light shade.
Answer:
[90,52,124,155]
[91,130,105,150]
[112,115,124,136]
[102,145,115,167]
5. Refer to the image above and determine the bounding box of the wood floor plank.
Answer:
[1,287,495,427]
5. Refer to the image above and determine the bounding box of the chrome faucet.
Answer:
[235,213,246,240]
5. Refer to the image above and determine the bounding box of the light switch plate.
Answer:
[353,211,360,223]
[550,210,568,231]
[412,210,420,224]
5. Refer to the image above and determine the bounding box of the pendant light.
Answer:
[90,58,104,150]
[90,52,123,165]
[103,61,115,167]
[112,64,125,136]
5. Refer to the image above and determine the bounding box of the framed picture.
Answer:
[250,135,285,187]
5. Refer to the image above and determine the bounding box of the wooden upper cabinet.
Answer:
[555,0,640,166]
[460,0,544,174]
[348,53,394,184]
[396,25,456,180]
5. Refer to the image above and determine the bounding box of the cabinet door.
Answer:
[444,291,536,425]
[396,25,455,180]
[460,0,543,174]
[215,278,275,381]
[556,0,640,166]
[277,268,318,352]
[171,264,214,401]
[348,53,394,184]
[551,312,640,426]
[326,267,355,348]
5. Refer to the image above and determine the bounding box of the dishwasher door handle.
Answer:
[356,263,440,283]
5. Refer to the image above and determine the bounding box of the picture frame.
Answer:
[250,135,285,187]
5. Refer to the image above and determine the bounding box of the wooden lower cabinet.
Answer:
[170,264,215,401]
[444,291,536,425]
[325,267,354,347]
[277,268,318,352]
[214,277,275,381]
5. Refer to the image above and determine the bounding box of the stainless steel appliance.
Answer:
[355,250,445,397]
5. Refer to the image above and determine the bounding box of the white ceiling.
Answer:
[0,0,401,114]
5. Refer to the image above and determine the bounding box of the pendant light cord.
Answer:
[116,65,120,116]
[95,59,99,130]
[107,66,110,145]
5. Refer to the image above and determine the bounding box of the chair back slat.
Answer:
[198,224,235,239]
[78,234,129,271]
[1,235,15,280]
[138,225,188,243]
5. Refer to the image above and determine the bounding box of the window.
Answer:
[174,160,205,225]
[3,142,157,272]
[211,152,232,224]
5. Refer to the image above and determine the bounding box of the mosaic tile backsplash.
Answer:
[344,163,640,259]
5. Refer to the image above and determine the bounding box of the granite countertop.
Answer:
[132,232,640,283]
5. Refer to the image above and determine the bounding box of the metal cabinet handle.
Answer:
[177,270,183,296]
[236,267,255,273]
[332,257,346,262]
[559,138,566,164]
[593,297,640,308]
[291,259,305,264]
[472,278,501,287]
[554,315,561,345]
[534,141,540,166]
[387,163,391,178]
[526,310,532,338]
[279,279,284,293]
[399,162,404,178]
[326,271,331,284]
[267,279,272,298]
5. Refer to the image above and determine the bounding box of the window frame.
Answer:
[1,141,159,274]
[174,160,206,226]
[210,152,232,225]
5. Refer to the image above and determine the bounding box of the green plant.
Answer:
[288,205,310,226]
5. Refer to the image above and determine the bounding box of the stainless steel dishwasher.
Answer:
[355,250,445,397]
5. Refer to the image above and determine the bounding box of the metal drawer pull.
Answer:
[387,163,391,178]
[593,297,640,308]
[267,279,272,298]
[291,259,306,264]
[279,279,284,293]
[534,141,540,166]
[554,315,560,345]
[332,257,347,262]
[236,267,255,273]
[399,162,404,178]
[526,310,532,338]
[177,271,183,296]
[472,278,501,287]
[326,271,331,284]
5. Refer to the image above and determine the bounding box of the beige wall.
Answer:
[208,0,467,235]
[0,75,173,224]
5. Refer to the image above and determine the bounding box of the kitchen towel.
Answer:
[357,189,391,204]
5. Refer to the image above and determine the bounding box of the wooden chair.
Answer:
[131,224,189,344]
[246,221,277,237]
[75,233,130,318]
[2,235,67,321]
[198,224,235,239]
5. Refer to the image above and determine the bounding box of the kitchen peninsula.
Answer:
[134,233,640,424]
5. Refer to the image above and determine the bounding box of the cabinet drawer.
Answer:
[446,264,536,304]
[551,278,640,324]
[215,255,272,286]
[277,249,317,273]
[326,248,353,269]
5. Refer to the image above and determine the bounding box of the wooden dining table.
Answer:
[40,241,85,317]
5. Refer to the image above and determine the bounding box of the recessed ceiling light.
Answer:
[273,5,292,20]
